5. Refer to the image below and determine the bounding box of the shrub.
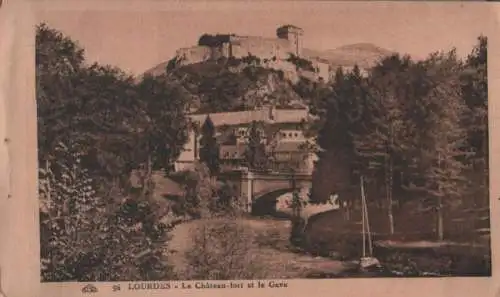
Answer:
[39,142,175,282]
[181,219,266,280]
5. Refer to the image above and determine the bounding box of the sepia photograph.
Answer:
[34,1,491,284]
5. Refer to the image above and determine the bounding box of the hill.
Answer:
[148,57,311,114]
[143,43,394,79]
[139,43,394,114]
[303,43,395,69]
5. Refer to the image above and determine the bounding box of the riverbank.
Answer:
[165,216,491,279]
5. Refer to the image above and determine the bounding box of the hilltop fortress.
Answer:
[172,25,332,82]
[162,25,391,172]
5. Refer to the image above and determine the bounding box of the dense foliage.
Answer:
[37,21,489,279]
[197,33,233,47]
[243,121,269,171]
[168,58,301,113]
[37,23,189,281]
[198,116,220,175]
[310,37,489,241]
[182,219,265,280]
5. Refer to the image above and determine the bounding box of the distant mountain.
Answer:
[303,43,395,69]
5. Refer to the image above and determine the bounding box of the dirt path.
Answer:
[166,222,194,276]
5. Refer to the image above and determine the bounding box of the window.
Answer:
[288,133,293,137]
[224,152,230,158]
[281,133,286,138]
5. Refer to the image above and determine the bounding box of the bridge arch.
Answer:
[251,188,295,217]
[217,169,313,214]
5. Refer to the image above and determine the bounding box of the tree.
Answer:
[39,142,174,281]
[36,23,85,162]
[216,182,246,216]
[243,121,268,171]
[135,74,190,197]
[182,219,265,280]
[312,66,367,215]
[36,23,147,186]
[199,116,220,176]
[37,24,176,281]
[461,36,488,207]
[405,50,468,240]
[289,169,308,245]
[172,162,216,219]
[189,64,252,113]
[351,55,414,235]
[72,64,146,185]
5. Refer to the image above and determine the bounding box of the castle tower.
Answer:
[276,25,304,57]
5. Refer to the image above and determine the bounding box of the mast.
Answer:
[365,186,373,257]
[361,175,373,257]
[361,176,366,258]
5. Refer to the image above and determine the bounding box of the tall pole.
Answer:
[365,189,373,257]
[437,152,444,241]
[361,175,373,257]
[361,176,366,258]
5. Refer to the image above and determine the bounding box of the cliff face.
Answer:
[164,58,306,114]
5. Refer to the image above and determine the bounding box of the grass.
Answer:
[166,217,347,280]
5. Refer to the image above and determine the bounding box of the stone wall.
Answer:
[174,35,300,69]
[312,60,331,81]
[229,36,293,60]
[175,46,214,66]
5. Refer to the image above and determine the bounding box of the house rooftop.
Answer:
[188,107,309,128]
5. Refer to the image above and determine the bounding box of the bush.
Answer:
[255,223,290,251]
[181,219,266,280]
[39,142,175,282]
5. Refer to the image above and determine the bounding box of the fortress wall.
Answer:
[229,36,293,60]
[176,46,214,65]
[274,109,309,123]
[313,61,331,81]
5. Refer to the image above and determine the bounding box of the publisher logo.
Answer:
[81,284,98,294]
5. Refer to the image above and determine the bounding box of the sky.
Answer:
[35,1,494,76]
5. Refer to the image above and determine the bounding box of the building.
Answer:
[174,106,317,173]
[172,25,331,82]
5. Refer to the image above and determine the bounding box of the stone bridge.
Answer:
[219,168,312,216]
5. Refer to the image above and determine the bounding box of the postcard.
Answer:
[0,1,499,296]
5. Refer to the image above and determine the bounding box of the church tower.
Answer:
[276,25,304,56]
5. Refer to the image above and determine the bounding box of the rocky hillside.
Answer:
[144,43,393,78]
[140,43,393,114]
[163,58,307,114]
